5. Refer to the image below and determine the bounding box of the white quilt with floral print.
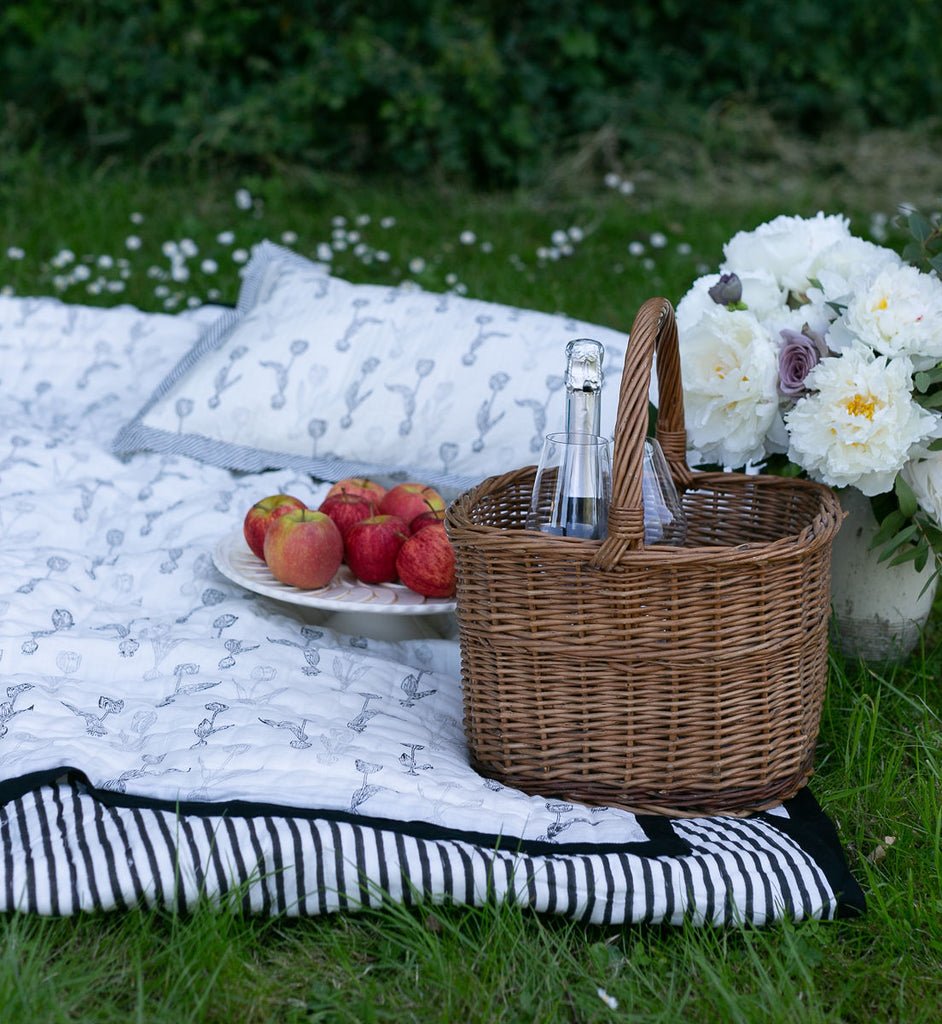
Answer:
[0,293,655,848]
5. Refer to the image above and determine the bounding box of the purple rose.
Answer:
[708,272,743,306]
[778,329,821,397]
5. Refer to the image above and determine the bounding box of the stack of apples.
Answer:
[241,477,455,599]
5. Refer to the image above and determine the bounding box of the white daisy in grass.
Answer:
[785,345,938,494]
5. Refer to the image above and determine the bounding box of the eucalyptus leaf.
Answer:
[917,569,941,599]
[895,474,919,518]
[872,510,907,547]
[886,542,921,567]
[913,390,942,411]
[902,241,923,264]
[875,524,919,562]
[908,211,934,244]
[920,519,942,546]
[913,365,942,391]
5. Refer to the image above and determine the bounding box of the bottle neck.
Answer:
[564,386,601,435]
[563,338,603,436]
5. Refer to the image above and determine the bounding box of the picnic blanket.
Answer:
[0,275,865,925]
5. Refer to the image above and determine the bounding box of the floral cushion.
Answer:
[113,241,630,492]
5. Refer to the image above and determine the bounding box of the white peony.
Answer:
[721,212,852,295]
[785,345,937,494]
[762,304,831,341]
[806,235,902,307]
[675,209,942,575]
[674,274,721,333]
[901,453,942,528]
[826,263,942,367]
[679,306,781,467]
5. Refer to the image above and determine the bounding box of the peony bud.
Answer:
[708,272,743,306]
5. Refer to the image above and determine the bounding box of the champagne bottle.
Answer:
[554,339,607,539]
[564,338,603,435]
[531,336,686,545]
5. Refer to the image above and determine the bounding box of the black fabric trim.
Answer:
[0,766,688,859]
[71,783,103,911]
[0,802,15,910]
[222,815,249,912]
[109,803,146,906]
[264,816,288,912]
[14,795,38,913]
[327,819,348,913]
[0,768,866,920]
[52,782,80,916]
[758,786,866,918]
[244,817,271,916]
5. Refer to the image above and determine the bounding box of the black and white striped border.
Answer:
[0,778,863,925]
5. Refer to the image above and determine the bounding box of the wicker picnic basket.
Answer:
[444,296,844,817]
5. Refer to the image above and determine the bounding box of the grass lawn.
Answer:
[1,131,942,1022]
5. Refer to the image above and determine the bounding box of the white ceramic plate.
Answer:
[212,529,457,615]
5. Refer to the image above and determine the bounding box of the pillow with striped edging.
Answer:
[113,240,631,493]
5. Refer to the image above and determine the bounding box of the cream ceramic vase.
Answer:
[829,486,938,662]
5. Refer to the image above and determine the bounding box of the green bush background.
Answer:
[3,0,940,186]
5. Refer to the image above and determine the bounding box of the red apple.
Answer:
[243,493,307,560]
[395,524,456,598]
[324,476,387,506]
[344,514,410,584]
[410,507,447,533]
[379,482,446,525]
[318,491,374,539]
[262,509,343,590]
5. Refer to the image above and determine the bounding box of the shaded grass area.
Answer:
[1,157,722,331]
[2,135,942,1021]
[4,124,934,332]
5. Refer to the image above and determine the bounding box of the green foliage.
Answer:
[2,0,941,186]
[870,490,942,598]
[900,201,942,278]
[0,157,735,328]
[867,199,942,588]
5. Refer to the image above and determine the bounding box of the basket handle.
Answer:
[591,297,692,569]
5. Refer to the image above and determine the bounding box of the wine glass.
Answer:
[642,438,687,545]
[525,431,612,539]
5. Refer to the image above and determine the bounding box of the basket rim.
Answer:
[445,463,844,567]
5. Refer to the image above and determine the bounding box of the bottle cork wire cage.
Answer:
[444,297,844,817]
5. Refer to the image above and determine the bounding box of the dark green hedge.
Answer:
[3,0,940,186]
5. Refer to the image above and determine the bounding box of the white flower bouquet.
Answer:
[676,209,942,575]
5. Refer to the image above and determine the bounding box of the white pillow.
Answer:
[113,241,630,492]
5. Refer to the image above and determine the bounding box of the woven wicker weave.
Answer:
[445,297,843,816]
